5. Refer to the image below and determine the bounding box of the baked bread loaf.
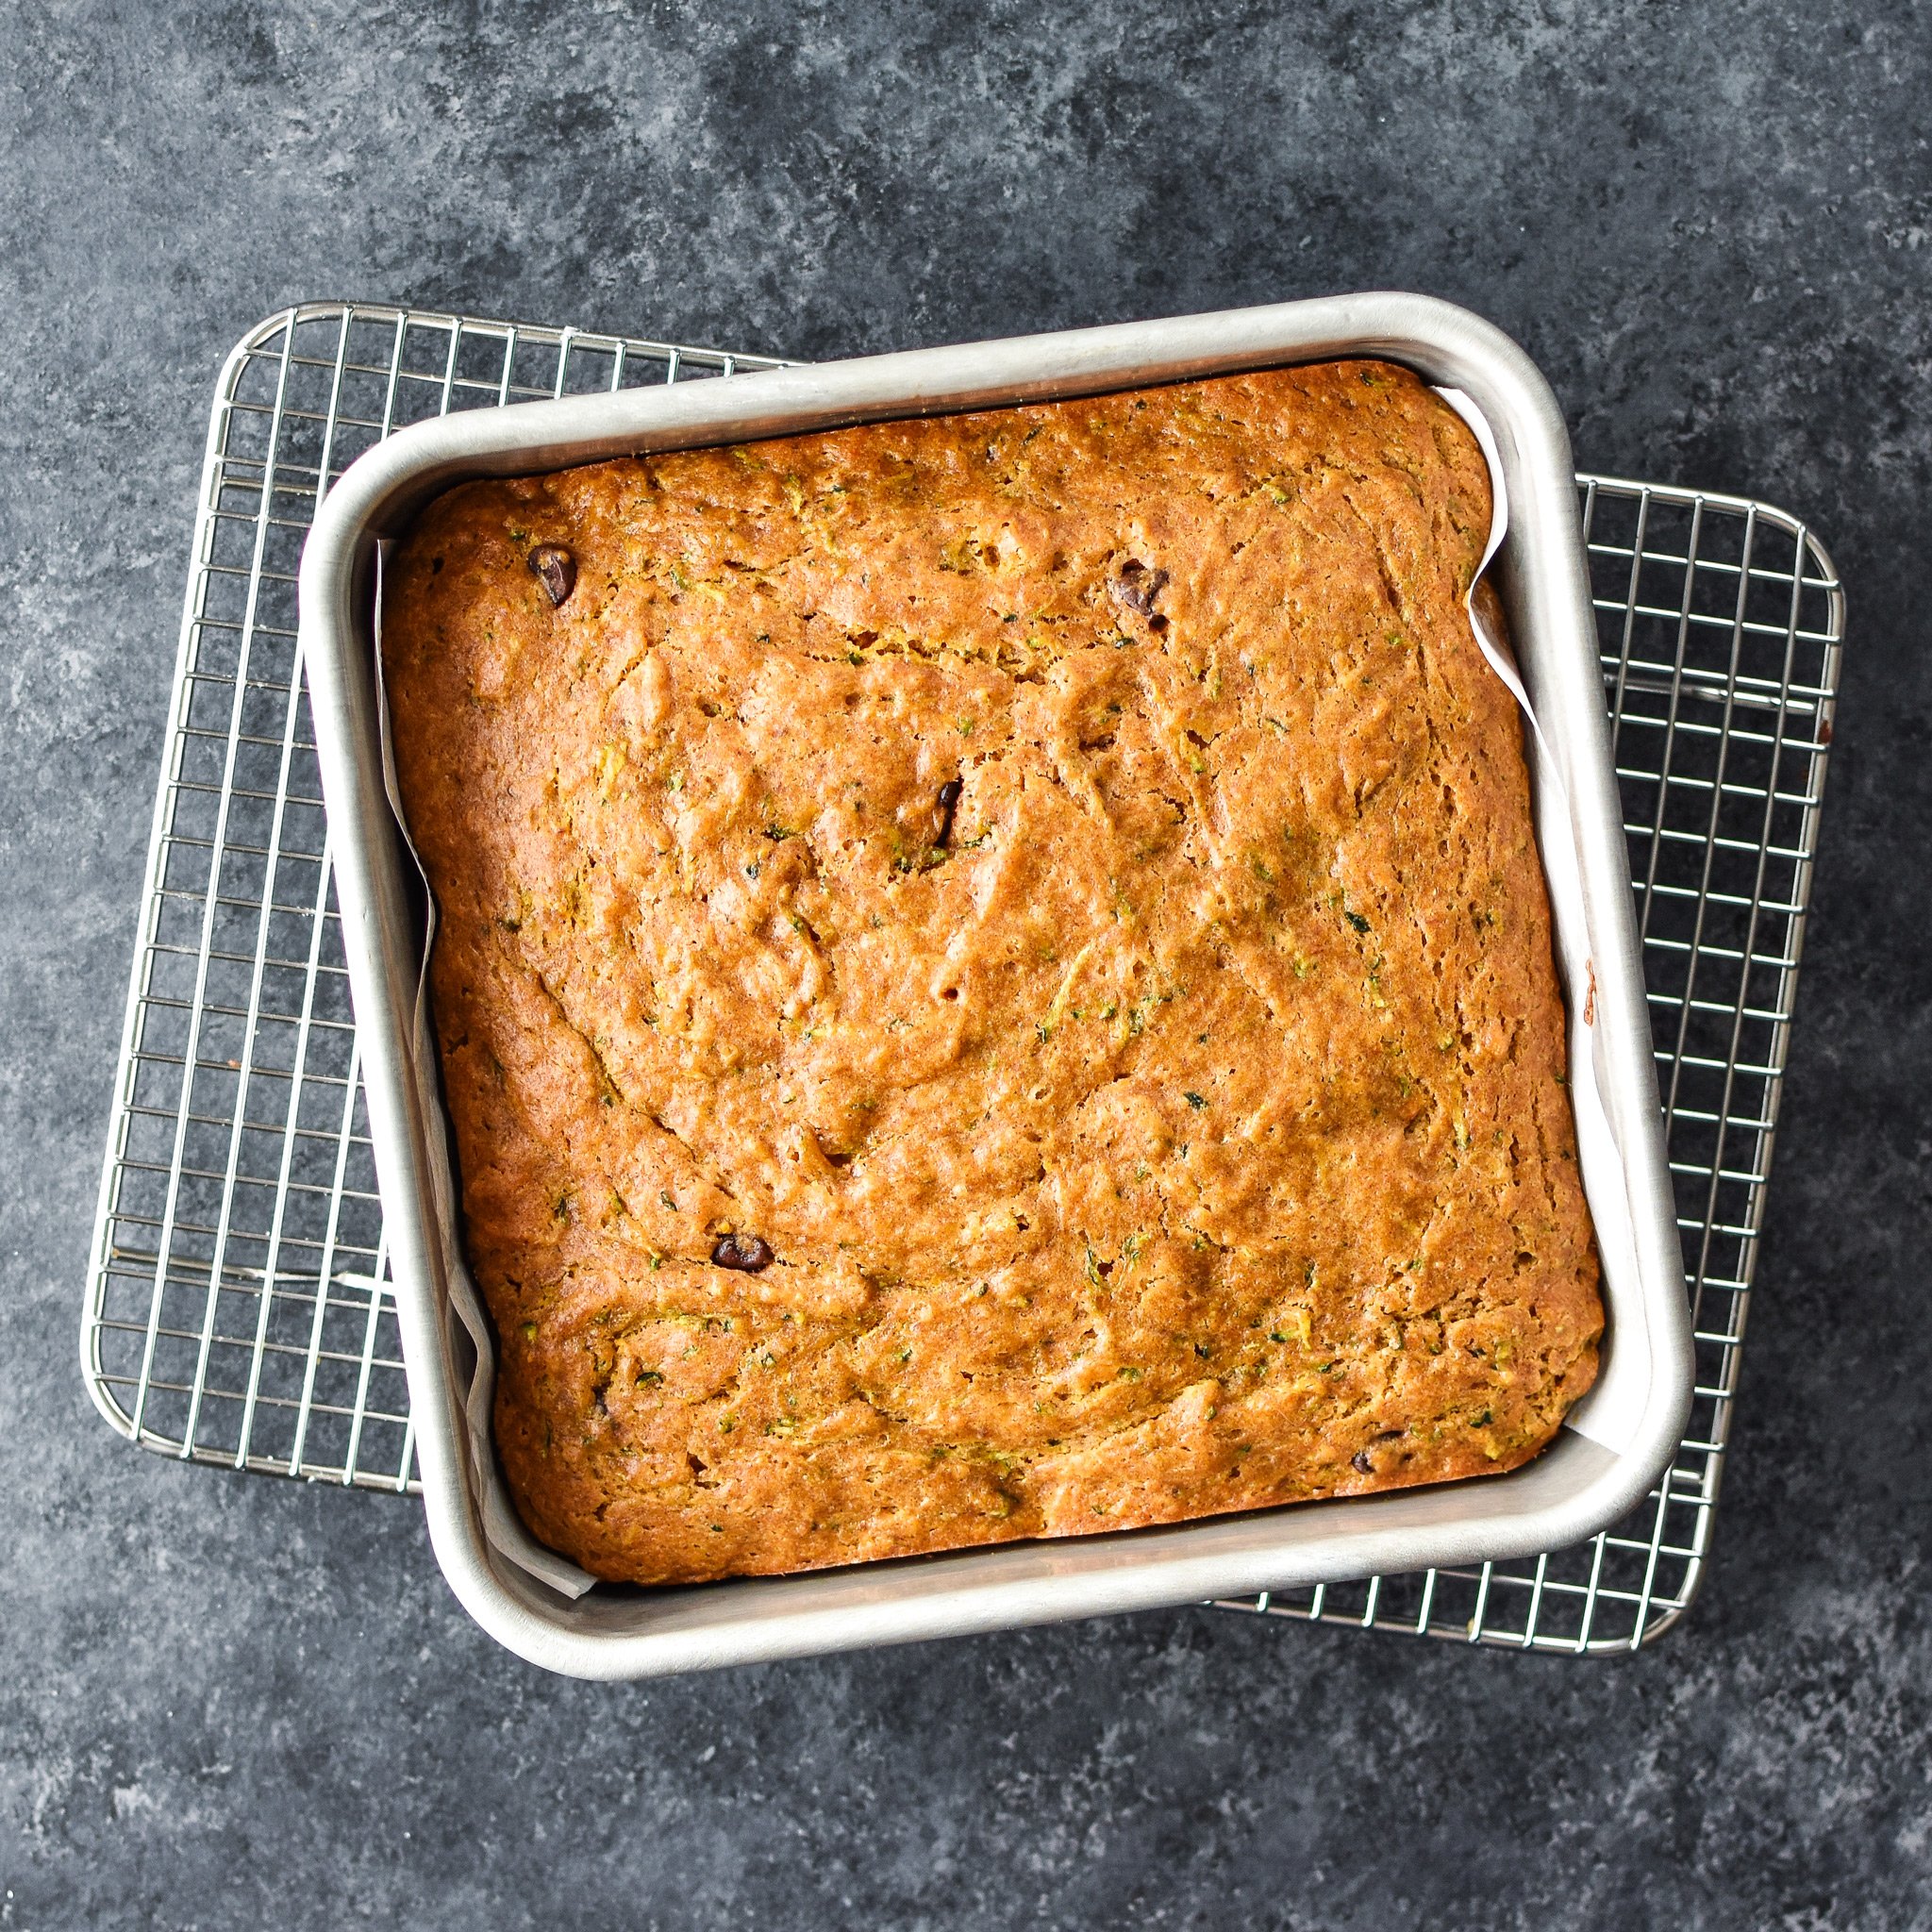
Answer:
[381,359,1601,1586]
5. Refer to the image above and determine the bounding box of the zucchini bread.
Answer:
[380,359,1602,1586]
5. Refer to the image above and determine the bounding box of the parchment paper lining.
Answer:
[375,548,599,1598]
[369,385,1636,1596]
[1432,389,1641,1451]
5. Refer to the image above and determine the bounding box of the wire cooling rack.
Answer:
[83,302,1842,1655]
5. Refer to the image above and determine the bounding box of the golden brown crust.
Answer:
[381,359,1601,1585]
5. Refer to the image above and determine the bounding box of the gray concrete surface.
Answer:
[4,3,1929,1925]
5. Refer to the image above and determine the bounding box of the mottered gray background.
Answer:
[4,3,1928,1926]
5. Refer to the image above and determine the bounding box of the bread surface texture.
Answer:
[381,360,1602,1585]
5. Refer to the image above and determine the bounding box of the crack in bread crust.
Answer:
[382,360,1602,1586]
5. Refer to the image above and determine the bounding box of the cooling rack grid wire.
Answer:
[83,304,1842,1654]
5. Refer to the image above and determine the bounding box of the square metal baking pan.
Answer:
[298,292,1693,1679]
